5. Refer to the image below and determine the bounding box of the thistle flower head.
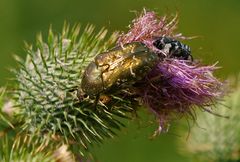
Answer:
[118,10,225,133]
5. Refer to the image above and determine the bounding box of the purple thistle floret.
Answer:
[136,59,224,134]
[118,9,225,134]
[117,9,188,54]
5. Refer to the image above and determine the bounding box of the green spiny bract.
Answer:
[14,23,137,155]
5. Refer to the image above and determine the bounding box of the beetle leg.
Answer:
[93,94,100,109]
[92,63,111,108]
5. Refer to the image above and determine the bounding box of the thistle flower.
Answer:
[118,9,225,134]
[9,8,226,161]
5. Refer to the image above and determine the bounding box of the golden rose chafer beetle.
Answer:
[80,42,159,96]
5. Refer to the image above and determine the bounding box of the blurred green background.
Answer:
[0,0,239,161]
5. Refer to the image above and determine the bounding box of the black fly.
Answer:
[153,37,193,61]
